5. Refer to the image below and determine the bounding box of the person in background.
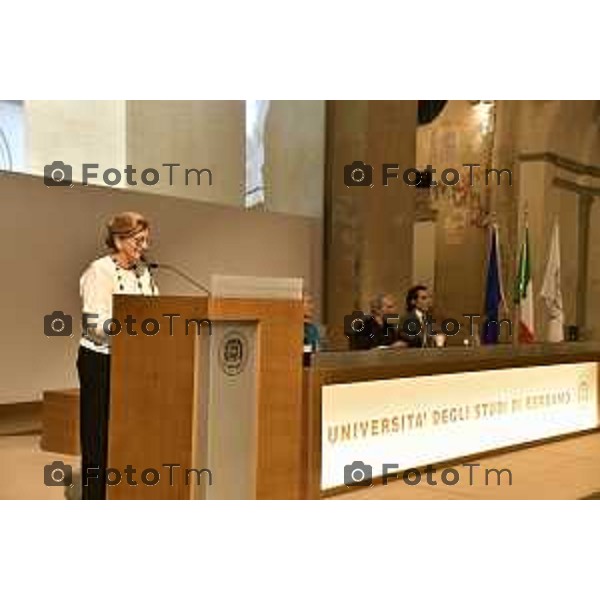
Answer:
[77,211,158,500]
[303,291,322,365]
[400,285,434,348]
[349,293,407,350]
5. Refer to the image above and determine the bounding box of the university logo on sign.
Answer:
[578,377,590,405]
[219,331,249,376]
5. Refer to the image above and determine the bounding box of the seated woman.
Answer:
[303,292,320,352]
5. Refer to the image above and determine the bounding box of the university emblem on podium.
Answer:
[219,330,249,376]
[578,377,590,405]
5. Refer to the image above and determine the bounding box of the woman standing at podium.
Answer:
[77,211,158,500]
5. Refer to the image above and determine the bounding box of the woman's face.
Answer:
[117,228,150,264]
[303,293,314,321]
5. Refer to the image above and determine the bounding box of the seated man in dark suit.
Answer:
[348,294,407,350]
[399,285,434,348]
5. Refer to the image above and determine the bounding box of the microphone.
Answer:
[143,258,211,295]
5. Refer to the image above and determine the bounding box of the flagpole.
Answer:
[523,204,528,346]
[485,216,495,345]
[513,203,528,348]
[482,214,501,345]
[492,214,509,318]
[513,205,521,348]
[493,217,510,344]
[489,213,510,342]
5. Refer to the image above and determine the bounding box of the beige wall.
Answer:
[126,100,245,205]
[264,100,325,218]
[0,172,321,404]
[413,221,435,291]
[27,100,127,180]
[23,100,326,216]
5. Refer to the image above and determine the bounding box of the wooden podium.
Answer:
[107,294,304,500]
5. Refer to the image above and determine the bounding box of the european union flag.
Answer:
[482,226,503,344]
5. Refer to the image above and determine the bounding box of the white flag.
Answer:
[540,219,564,342]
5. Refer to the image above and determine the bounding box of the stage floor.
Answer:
[1,432,599,500]
[335,431,600,500]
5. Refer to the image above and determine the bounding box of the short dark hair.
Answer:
[405,285,428,312]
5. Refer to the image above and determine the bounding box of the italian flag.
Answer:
[515,226,535,343]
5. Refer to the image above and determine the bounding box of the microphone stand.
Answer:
[145,260,211,296]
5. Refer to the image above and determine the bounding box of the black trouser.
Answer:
[76,345,111,500]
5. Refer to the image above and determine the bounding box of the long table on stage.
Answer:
[305,342,600,497]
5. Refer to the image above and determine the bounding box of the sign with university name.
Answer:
[321,362,599,490]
